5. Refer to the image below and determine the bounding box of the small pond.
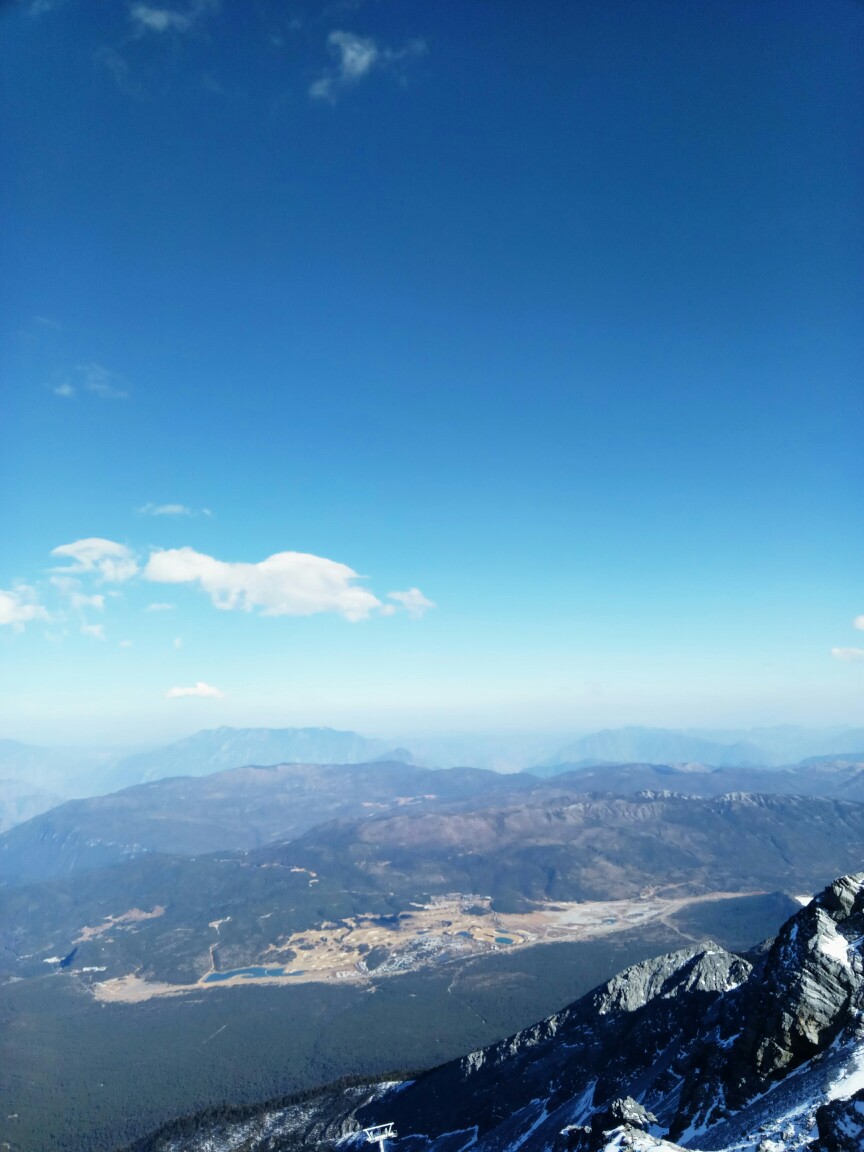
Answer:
[204,966,301,983]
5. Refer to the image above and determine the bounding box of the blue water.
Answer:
[495,936,513,945]
[204,966,287,983]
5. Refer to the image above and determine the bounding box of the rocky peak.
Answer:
[593,946,750,1016]
[816,870,864,923]
[563,1098,659,1152]
[729,872,864,1088]
[813,1086,864,1151]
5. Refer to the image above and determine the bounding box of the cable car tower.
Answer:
[363,1122,397,1152]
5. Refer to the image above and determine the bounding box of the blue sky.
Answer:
[1,0,862,744]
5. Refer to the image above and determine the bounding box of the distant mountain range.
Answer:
[9,754,864,889]
[101,726,403,791]
[0,761,535,885]
[0,775,63,834]
[2,723,864,829]
[0,738,118,796]
[529,755,864,795]
[534,724,864,770]
[0,739,119,828]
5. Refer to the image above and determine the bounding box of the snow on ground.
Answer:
[827,1040,864,1102]
[817,924,851,969]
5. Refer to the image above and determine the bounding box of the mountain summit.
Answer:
[106,726,392,789]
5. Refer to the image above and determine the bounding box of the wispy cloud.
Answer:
[23,0,65,15]
[831,647,864,662]
[48,576,108,638]
[138,503,211,517]
[310,30,426,103]
[129,0,218,36]
[96,2,220,96]
[386,587,436,619]
[70,591,105,611]
[0,587,49,630]
[130,4,192,33]
[51,539,139,583]
[51,362,130,400]
[166,681,224,699]
[145,601,176,612]
[94,45,144,98]
[79,362,130,399]
[855,616,864,631]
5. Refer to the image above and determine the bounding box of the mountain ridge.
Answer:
[538,725,864,771]
[0,760,537,886]
[104,726,394,790]
[5,724,864,812]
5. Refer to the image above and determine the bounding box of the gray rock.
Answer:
[811,1087,864,1151]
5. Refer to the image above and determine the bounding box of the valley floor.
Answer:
[91,889,768,1003]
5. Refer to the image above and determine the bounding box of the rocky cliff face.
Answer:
[126,872,864,1152]
[667,871,864,1143]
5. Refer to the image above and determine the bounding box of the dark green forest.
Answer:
[0,892,797,1152]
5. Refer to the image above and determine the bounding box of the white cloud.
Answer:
[50,575,77,595]
[309,76,334,101]
[0,586,49,629]
[81,622,106,641]
[51,576,106,612]
[51,539,139,583]
[129,0,217,35]
[76,362,129,399]
[166,681,224,699]
[310,31,378,101]
[130,4,192,32]
[119,639,133,648]
[387,587,436,619]
[71,591,105,611]
[330,31,379,79]
[44,539,430,629]
[51,578,107,613]
[50,363,130,399]
[138,503,200,517]
[855,616,864,631]
[310,30,425,102]
[144,546,385,621]
[831,647,864,662]
[173,636,183,649]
